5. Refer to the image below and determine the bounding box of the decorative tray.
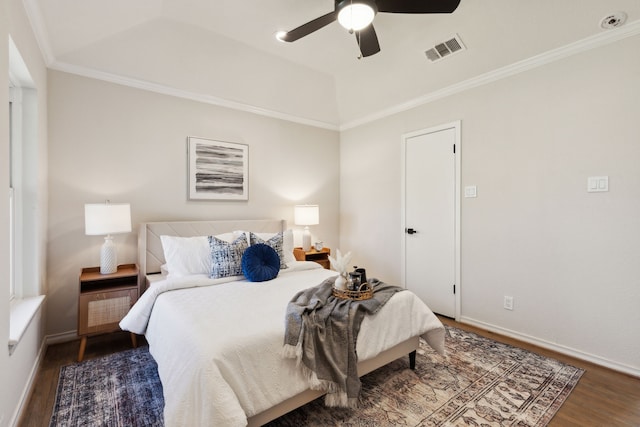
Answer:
[332,283,373,301]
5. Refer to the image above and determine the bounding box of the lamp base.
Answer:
[100,235,118,274]
[302,227,312,252]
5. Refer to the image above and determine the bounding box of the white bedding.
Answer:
[120,261,445,427]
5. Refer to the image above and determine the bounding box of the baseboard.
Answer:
[45,330,79,345]
[459,316,640,378]
[10,336,48,427]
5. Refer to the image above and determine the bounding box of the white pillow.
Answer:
[282,229,295,264]
[249,229,296,265]
[160,263,169,276]
[160,232,236,278]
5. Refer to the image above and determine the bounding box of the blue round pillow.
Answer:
[242,243,281,282]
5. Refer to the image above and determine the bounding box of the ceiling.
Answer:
[27,0,640,128]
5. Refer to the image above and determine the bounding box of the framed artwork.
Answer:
[187,137,249,200]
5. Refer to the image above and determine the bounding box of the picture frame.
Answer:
[187,137,249,200]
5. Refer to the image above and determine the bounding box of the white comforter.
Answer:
[120,262,445,427]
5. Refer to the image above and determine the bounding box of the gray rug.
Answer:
[50,326,583,426]
[49,346,163,427]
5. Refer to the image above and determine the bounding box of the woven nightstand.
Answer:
[77,264,139,361]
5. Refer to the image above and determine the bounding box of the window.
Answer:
[9,82,25,302]
[9,187,15,300]
[8,84,19,300]
[8,37,31,301]
[9,89,13,299]
[8,37,44,352]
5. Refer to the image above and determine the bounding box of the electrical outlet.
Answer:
[503,296,514,310]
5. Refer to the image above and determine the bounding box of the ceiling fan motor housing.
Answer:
[336,0,378,31]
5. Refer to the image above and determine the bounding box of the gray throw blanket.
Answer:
[283,276,403,408]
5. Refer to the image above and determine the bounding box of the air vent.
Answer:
[425,34,466,62]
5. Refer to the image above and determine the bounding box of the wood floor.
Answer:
[19,320,640,427]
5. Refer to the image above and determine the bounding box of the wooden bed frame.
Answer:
[138,219,420,426]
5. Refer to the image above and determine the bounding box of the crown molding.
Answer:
[340,19,640,131]
[49,61,340,131]
[21,0,640,132]
[22,0,339,130]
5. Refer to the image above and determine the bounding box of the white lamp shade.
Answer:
[294,205,319,226]
[85,203,132,235]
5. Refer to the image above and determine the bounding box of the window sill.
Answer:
[9,295,45,355]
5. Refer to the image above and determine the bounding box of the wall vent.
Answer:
[425,34,466,62]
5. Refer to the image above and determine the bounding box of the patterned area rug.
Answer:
[268,327,584,426]
[50,326,583,426]
[49,347,164,427]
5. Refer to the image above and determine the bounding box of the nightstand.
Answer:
[77,264,139,361]
[294,247,331,269]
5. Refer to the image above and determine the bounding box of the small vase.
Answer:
[334,275,347,290]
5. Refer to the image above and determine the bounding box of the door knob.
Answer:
[406,228,417,235]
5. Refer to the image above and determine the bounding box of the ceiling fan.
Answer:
[276,0,461,58]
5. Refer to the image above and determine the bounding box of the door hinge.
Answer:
[453,284,456,294]
[453,144,456,154]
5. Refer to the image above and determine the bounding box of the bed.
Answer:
[120,219,445,427]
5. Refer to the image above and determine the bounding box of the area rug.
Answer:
[49,346,163,427]
[50,326,583,426]
[268,326,584,426]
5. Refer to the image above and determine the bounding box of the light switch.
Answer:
[464,186,477,198]
[587,176,608,192]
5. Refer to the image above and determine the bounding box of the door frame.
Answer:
[400,120,461,321]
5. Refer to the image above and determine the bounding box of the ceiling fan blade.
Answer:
[356,25,381,57]
[280,11,338,42]
[376,0,461,14]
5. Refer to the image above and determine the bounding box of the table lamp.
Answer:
[294,204,319,252]
[85,202,132,274]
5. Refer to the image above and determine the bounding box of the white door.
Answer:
[403,124,458,318]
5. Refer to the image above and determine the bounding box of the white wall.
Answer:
[46,70,340,336]
[1,0,49,425]
[340,34,640,374]
[55,17,340,127]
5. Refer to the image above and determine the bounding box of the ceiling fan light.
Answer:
[338,2,376,31]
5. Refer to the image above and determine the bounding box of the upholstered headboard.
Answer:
[138,219,286,279]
